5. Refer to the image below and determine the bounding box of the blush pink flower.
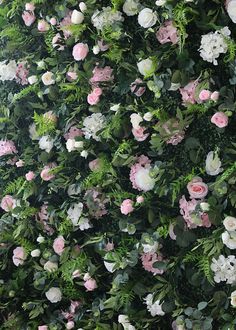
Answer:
[187,177,208,199]
[132,126,149,142]
[66,71,78,82]
[84,278,97,291]
[16,159,24,167]
[90,66,114,86]
[38,20,50,32]
[16,62,29,85]
[0,140,17,157]
[50,17,57,25]
[87,88,102,105]
[22,11,36,26]
[211,91,220,102]
[130,78,146,97]
[156,20,179,45]
[136,196,144,203]
[53,236,65,255]
[211,112,228,128]
[199,89,211,101]
[179,80,198,105]
[64,126,83,140]
[120,199,134,215]
[72,43,89,61]
[38,326,48,330]
[25,171,35,181]
[97,40,109,51]
[141,253,165,275]
[12,247,27,266]
[60,11,72,38]
[40,163,56,181]
[89,158,101,171]
[25,3,35,11]
[1,195,17,212]
[129,156,155,192]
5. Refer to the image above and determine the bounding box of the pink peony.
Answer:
[84,278,97,291]
[179,80,198,105]
[38,326,48,330]
[156,20,179,45]
[120,199,134,215]
[22,11,36,26]
[12,247,27,266]
[38,20,50,32]
[141,253,165,275]
[1,195,16,212]
[132,126,149,142]
[72,43,89,61]
[90,66,114,86]
[53,236,65,255]
[199,89,211,101]
[130,78,146,97]
[0,140,17,157]
[40,163,56,181]
[25,171,35,181]
[129,156,155,192]
[187,177,208,199]
[211,112,228,128]
[87,92,100,105]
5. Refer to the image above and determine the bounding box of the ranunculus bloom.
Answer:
[72,43,89,61]
[156,20,179,45]
[223,216,236,231]
[211,112,228,128]
[53,236,65,255]
[22,11,36,26]
[84,278,97,291]
[45,287,62,303]
[187,177,208,199]
[25,171,35,181]
[199,89,212,101]
[12,247,27,266]
[38,20,50,32]
[120,199,134,215]
[130,78,146,97]
[1,195,17,212]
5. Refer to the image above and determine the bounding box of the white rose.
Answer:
[66,139,84,152]
[45,287,62,303]
[155,0,166,5]
[231,290,236,307]
[135,167,155,191]
[79,2,87,12]
[143,112,153,121]
[93,45,100,54]
[39,135,54,153]
[41,71,55,86]
[37,235,45,243]
[222,231,236,249]
[223,216,236,232]
[137,58,155,76]
[71,10,84,24]
[130,113,143,129]
[205,151,222,176]
[81,150,88,158]
[28,75,38,85]
[227,0,236,23]
[123,0,140,16]
[138,8,157,28]
[44,261,58,272]
[31,249,41,257]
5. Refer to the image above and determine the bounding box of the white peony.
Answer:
[137,58,156,77]
[38,135,54,153]
[223,216,236,232]
[66,139,84,152]
[231,290,236,307]
[44,261,58,272]
[222,231,236,249]
[123,0,140,16]
[135,167,155,192]
[41,71,55,86]
[227,0,236,23]
[138,8,157,28]
[28,75,38,85]
[144,293,165,316]
[91,7,124,30]
[211,254,236,284]
[205,151,222,176]
[71,10,84,24]
[45,287,62,303]
[67,202,83,226]
[130,113,143,129]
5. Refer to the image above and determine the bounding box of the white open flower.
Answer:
[39,135,54,153]
[28,75,38,85]
[223,216,236,232]
[138,8,157,28]
[222,231,236,249]
[231,290,236,307]
[205,151,222,176]
[45,287,62,303]
[66,139,84,152]
[144,293,165,316]
[227,0,236,23]
[78,217,92,230]
[71,10,84,24]
[41,71,55,86]
[135,167,155,192]
[156,0,166,5]
[130,113,143,129]
[123,0,140,16]
[67,202,83,226]
[31,249,41,257]
[137,58,155,77]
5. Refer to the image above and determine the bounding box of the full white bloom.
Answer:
[41,71,55,85]
[31,249,41,257]
[44,261,58,272]
[78,217,92,231]
[205,151,222,176]
[199,28,231,65]
[71,10,84,24]
[144,293,165,316]
[38,135,54,153]
[79,2,87,12]
[45,287,62,303]
[143,112,153,121]
[138,8,157,28]
[222,231,236,249]
[0,60,17,81]
[82,113,106,141]
[80,150,88,158]
[211,255,236,284]
[156,0,166,5]
[28,75,38,85]
[130,113,143,129]
[37,235,45,243]
[66,139,84,152]
[231,290,236,306]
[142,241,159,254]
[137,58,156,76]
[67,202,83,226]
[135,167,155,191]
[91,7,124,30]
[123,0,140,16]
[227,0,236,23]
[223,216,236,232]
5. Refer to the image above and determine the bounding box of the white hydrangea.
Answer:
[91,7,124,30]
[211,255,236,284]
[38,135,54,153]
[82,113,106,141]
[67,202,83,226]
[144,293,165,317]
[199,27,231,65]
[0,60,17,81]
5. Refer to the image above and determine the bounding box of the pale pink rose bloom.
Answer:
[211,112,228,128]
[132,126,149,141]
[66,321,75,330]
[130,78,146,97]
[1,195,16,212]
[25,3,35,11]
[93,87,103,96]
[50,17,57,25]
[0,140,17,157]
[136,196,144,203]
[38,20,50,32]
[179,80,198,104]
[12,247,27,266]
[89,158,101,171]
[72,43,89,61]
[64,126,83,140]
[199,89,211,101]
[141,253,165,275]
[38,326,48,330]
[66,71,78,81]
[25,171,35,181]
[187,177,208,199]
[16,159,24,167]
[40,164,56,181]
[53,236,65,255]
[156,20,179,45]
[87,92,100,105]
[90,66,114,85]
[84,278,97,291]
[22,11,36,26]
[211,91,220,101]
[120,199,134,215]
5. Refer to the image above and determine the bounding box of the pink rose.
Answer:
[120,199,134,215]
[179,80,198,105]
[211,91,220,102]
[72,43,89,61]
[87,92,100,105]
[199,89,211,101]
[66,321,75,330]
[211,112,228,128]
[130,79,146,97]
[156,20,179,45]
[25,3,35,11]
[40,164,56,181]
[136,196,144,203]
[38,20,50,32]
[12,247,27,266]
[25,171,35,181]
[132,126,149,142]
[22,11,36,26]
[84,278,97,291]
[50,17,57,26]
[53,236,65,255]
[66,71,78,82]
[38,326,48,330]
[93,87,103,96]
[1,195,16,212]
[187,177,208,199]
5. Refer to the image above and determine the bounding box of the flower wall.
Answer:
[1,0,236,329]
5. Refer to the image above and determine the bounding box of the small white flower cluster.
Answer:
[144,293,165,317]
[82,113,106,141]
[211,254,236,284]
[222,216,236,249]
[0,60,17,81]
[91,7,124,30]
[199,27,231,65]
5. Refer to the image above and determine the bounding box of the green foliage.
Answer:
[33,111,56,135]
